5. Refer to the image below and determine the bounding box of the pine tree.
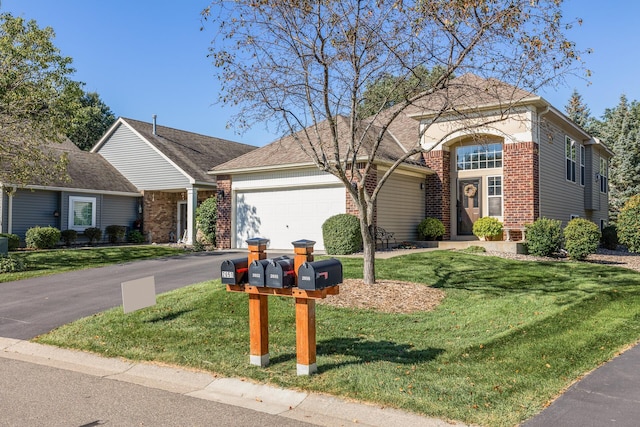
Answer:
[565,89,592,131]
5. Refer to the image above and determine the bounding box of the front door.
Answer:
[457,178,481,235]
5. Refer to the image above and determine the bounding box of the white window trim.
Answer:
[68,196,97,231]
[565,136,576,183]
[487,175,503,217]
[580,144,585,186]
[599,158,608,194]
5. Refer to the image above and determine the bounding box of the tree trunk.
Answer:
[360,218,376,285]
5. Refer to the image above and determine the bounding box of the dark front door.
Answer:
[458,178,481,235]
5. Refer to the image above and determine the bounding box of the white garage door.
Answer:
[235,186,346,250]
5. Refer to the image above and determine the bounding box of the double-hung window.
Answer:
[600,158,608,193]
[565,137,576,182]
[487,176,503,217]
[68,196,97,231]
[580,145,585,186]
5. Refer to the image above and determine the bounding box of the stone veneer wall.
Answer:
[503,141,539,240]
[423,150,451,239]
[142,189,215,244]
[216,175,232,249]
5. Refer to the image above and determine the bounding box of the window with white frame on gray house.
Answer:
[580,144,585,186]
[487,176,503,216]
[600,157,608,193]
[68,196,96,231]
[456,143,503,170]
[565,136,576,182]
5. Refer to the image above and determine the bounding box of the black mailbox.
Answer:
[297,259,343,290]
[248,256,290,287]
[265,258,296,288]
[221,257,248,285]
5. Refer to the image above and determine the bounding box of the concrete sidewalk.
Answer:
[0,337,465,427]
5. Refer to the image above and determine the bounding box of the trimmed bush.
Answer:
[0,233,20,251]
[127,230,145,244]
[563,218,600,260]
[105,225,126,243]
[617,194,640,253]
[417,217,445,240]
[322,214,362,255]
[196,197,217,246]
[525,218,563,257]
[600,225,618,250]
[25,226,61,249]
[60,229,78,246]
[0,255,26,273]
[472,217,503,240]
[84,227,102,245]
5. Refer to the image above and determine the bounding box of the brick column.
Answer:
[503,142,539,240]
[423,150,451,239]
[216,175,232,249]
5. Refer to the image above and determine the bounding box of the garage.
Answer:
[234,185,346,250]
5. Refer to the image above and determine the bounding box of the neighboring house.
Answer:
[0,139,141,242]
[92,117,257,244]
[212,74,613,250]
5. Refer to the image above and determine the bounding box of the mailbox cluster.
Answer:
[222,255,342,290]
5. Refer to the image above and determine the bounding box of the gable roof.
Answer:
[21,139,139,194]
[211,115,428,174]
[93,118,257,184]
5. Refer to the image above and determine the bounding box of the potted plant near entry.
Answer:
[472,217,503,241]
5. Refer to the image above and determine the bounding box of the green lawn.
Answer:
[1,246,187,282]
[35,251,640,426]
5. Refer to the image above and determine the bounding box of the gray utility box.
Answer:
[248,256,290,287]
[221,257,249,285]
[297,258,343,290]
[0,237,7,256]
[265,258,296,288]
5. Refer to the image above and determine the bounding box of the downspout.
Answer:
[0,186,3,233]
[536,106,550,220]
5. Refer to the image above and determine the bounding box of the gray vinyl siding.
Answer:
[377,172,426,242]
[98,123,190,190]
[584,146,595,210]
[101,195,140,229]
[538,118,588,225]
[11,189,60,240]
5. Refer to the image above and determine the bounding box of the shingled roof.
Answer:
[119,118,257,183]
[30,139,139,194]
[211,115,426,173]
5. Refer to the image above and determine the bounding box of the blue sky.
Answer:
[2,1,639,146]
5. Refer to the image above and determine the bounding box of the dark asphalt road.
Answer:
[0,250,254,339]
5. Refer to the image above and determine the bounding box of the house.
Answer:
[1,139,141,242]
[211,74,612,250]
[92,117,257,244]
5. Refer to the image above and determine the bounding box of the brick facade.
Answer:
[216,175,232,249]
[423,150,451,239]
[503,141,539,240]
[346,165,377,225]
[142,189,214,243]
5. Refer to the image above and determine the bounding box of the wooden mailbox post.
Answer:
[226,239,339,375]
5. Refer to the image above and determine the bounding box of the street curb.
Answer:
[0,337,466,427]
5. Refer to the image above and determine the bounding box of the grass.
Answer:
[0,246,187,282]
[35,251,640,426]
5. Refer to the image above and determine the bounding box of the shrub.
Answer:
[84,227,102,245]
[60,229,78,246]
[563,218,600,260]
[461,245,486,254]
[417,217,445,240]
[0,233,20,251]
[196,197,217,246]
[25,226,61,249]
[600,225,618,250]
[127,230,145,244]
[525,218,563,257]
[105,225,126,243]
[0,255,26,273]
[472,217,503,240]
[617,194,640,253]
[322,214,362,255]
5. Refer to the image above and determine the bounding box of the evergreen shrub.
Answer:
[105,225,126,243]
[84,227,102,245]
[617,194,640,252]
[60,229,78,246]
[472,217,503,240]
[563,218,600,260]
[196,197,217,246]
[417,217,445,240]
[0,255,25,273]
[322,214,362,255]
[600,225,618,250]
[25,226,61,249]
[127,230,145,244]
[525,218,562,257]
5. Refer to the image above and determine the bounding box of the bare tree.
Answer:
[203,0,585,284]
